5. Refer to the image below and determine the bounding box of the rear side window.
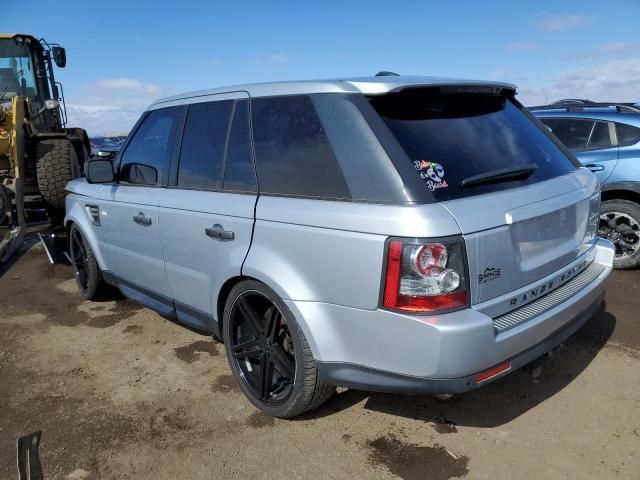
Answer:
[119,107,180,185]
[616,122,640,147]
[587,121,613,151]
[252,95,350,199]
[178,100,234,189]
[369,92,576,202]
[541,118,594,152]
[223,99,256,191]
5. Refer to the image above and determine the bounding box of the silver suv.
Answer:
[66,76,614,418]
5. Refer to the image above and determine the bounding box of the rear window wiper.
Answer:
[460,164,538,188]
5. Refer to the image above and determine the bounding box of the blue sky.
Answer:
[3,0,639,135]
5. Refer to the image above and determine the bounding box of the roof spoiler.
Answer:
[393,84,517,96]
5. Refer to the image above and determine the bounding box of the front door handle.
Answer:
[585,164,605,172]
[205,224,235,241]
[133,212,152,226]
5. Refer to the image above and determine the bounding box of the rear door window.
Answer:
[223,99,256,192]
[369,92,577,202]
[119,107,180,185]
[540,118,594,152]
[251,95,351,199]
[586,121,614,151]
[616,122,640,147]
[178,100,234,189]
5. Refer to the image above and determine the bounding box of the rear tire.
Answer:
[36,139,79,221]
[599,199,640,269]
[223,280,334,418]
[68,223,110,300]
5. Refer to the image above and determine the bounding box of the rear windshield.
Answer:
[369,91,577,202]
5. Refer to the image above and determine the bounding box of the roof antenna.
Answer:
[375,71,400,77]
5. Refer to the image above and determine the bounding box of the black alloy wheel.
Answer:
[599,199,640,269]
[70,226,89,293]
[228,290,296,405]
[222,280,334,418]
[68,224,109,300]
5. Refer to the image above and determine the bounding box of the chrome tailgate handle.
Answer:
[205,224,235,241]
[133,212,152,226]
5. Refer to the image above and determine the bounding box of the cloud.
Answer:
[598,42,632,54]
[507,41,538,52]
[557,42,639,61]
[95,77,163,95]
[267,53,288,65]
[65,78,173,135]
[489,67,509,80]
[251,53,289,67]
[517,57,640,105]
[537,14,589,32]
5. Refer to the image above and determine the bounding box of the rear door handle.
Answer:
[585,164,605,172]
[133,212,152,226]
[205,224,235,241]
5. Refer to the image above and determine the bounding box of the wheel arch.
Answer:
[601,188,640,205]
[216,275,249,328]
[64,203,108,271]
[215,274,321,359]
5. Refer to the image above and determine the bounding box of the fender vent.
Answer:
[85,204,100,226]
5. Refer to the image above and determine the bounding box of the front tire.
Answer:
[223,280,334,418]
[599,199,640,269]
[68,224,109,300]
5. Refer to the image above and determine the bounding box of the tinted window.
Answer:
[370,93,576,202]
[586,121,613,151]
[541,118,594,152]
[178,100,234,189]
[223,100,256,191]
[616,122,640,147]
[252,95,350,199]
[120,107,179,185]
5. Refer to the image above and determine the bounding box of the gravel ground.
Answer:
[0,239,638,480]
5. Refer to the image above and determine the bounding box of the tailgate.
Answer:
[442,169,600,306]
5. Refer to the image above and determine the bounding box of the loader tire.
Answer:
[36,139,79,219]
[0,185,9,225]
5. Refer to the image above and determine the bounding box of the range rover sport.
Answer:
[65,75,614,418]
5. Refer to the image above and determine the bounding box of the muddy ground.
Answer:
[0,238,638,479]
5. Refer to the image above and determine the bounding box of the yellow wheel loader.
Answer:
[0,33,89,262]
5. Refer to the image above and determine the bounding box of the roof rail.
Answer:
[549,98,593,106]
[529,102,640,113]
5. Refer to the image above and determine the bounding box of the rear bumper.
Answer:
[316,292,603,394]
[286,238,614,394]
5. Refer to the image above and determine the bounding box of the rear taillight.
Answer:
[382,237,468,313]
[585,192,601,242]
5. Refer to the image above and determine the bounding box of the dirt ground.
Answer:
[0,237,638,480]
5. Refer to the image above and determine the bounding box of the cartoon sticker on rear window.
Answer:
[413,160,448,191]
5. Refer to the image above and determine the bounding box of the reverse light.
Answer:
[383,237,468,313]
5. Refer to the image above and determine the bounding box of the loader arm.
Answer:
[0,95,26,262]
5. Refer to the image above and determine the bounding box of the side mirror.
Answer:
[52,46,66,68]
[85,159,114,184]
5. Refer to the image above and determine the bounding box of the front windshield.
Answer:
[0,38,37,100]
